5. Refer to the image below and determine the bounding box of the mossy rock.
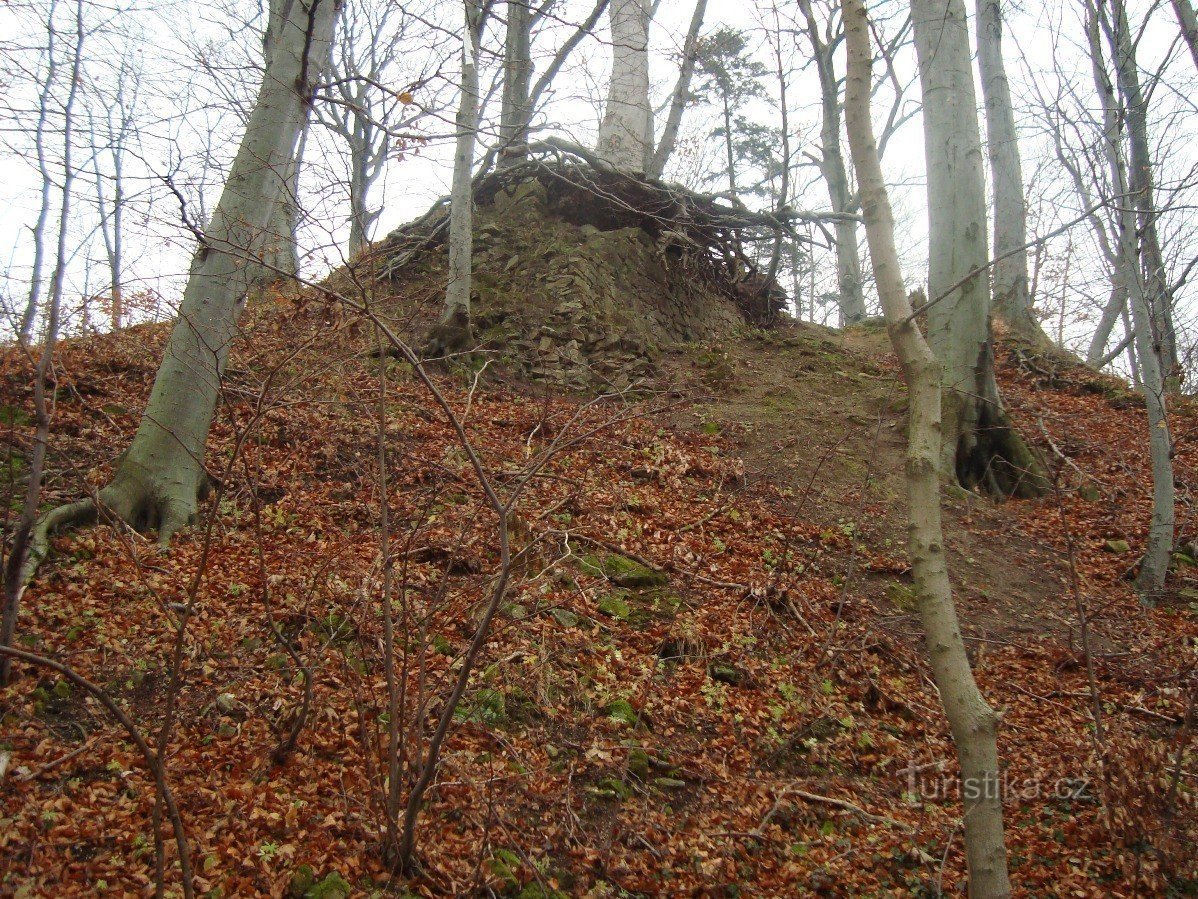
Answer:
[627,746,651,779]
[1104,539,1131,554]
[605,699,642,728]
[580,553,668,588]
[1078,483,1102,502]
[597,594,631,620]
[306,872,351,899]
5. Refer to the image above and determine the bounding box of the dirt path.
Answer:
[661,322,1071,646]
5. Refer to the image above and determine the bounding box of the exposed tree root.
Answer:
[22,479,204,587]
[956,404,1050,500]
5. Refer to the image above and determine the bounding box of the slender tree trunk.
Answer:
[595,0,652,171]
[842,2,1012,893]
[431,0,482,352]
[18,0,63,344]
[1086,282,1128,366]
[721,95,737,198]
[499,0,533,167]
[1086,0,1174,601]
[1171,0,1198,75]
[347,110,381,258]
[912,0,1045,496]
[975,0,1044,341]
[36,0,339,547]
[647,0,706,178]
[251,0,313,285]
[1105,0,1180,390]
[798,0,865,324]
[2,0,84,684]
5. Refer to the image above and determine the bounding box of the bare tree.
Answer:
[843,0,1012,893]
[3,0,85,685]
[797,0,866,323]
[912,0,1043,495]
[432,0,485,352]
[318,0,432,257]
[88,55,139,330]
[29,0,340,552]
[1084,0,1174,601]
[647,0,707,178]
[975,0,1045,341]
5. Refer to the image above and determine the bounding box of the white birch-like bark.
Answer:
[975,0,1043,340]
[842,1,1012,893]
[595,0,652,171]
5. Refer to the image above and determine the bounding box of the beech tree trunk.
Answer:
[842,1,1012,893]
[54,0,338,544]
[798,0,865,324]
[1085,0,1174,601]
[595,0,653,171]
[1172,0,1198,82]
[647,0,707,179]
[251,0,309,285]
[912,0,1043,497]
[975,0,1044,341]
[432,0,483,352]
[499,0,532,167]
[1105,0,1181,391]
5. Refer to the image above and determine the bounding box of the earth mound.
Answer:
[371,162,790,389]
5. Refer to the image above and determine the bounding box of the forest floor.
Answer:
[0,304,1195,898]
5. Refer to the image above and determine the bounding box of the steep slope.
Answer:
[0,304,1195,897]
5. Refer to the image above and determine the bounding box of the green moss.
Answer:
[605,699,641,728]
[305,872,351,899]
[597,595,631,620]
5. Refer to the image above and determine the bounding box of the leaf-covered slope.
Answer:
[0,309,1195,897]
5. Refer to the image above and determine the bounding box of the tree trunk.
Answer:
[1105,0,1181,391]
[1172,0,1198,74]
[975,0,1044,341]
[2,0,84,685]
[431,0,483,353]
[595,0,652,171]
[1086,282,1128,367]
[72,0,337,543]
[499,0,533,167]
[647,0,707,178]
[1086,0,1174,601]
[912,0,1044,497]
[798,0,865,324]
[842,2,1012,893]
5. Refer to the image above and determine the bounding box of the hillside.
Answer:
[1,291,1196,896]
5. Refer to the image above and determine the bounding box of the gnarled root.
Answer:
[22,479,203,587]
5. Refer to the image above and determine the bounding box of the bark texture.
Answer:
[842,1,1012,893]
[595,0,653,171]
[912,0,1043,496]
[59,0,337,545]
[975,0,1044,341]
